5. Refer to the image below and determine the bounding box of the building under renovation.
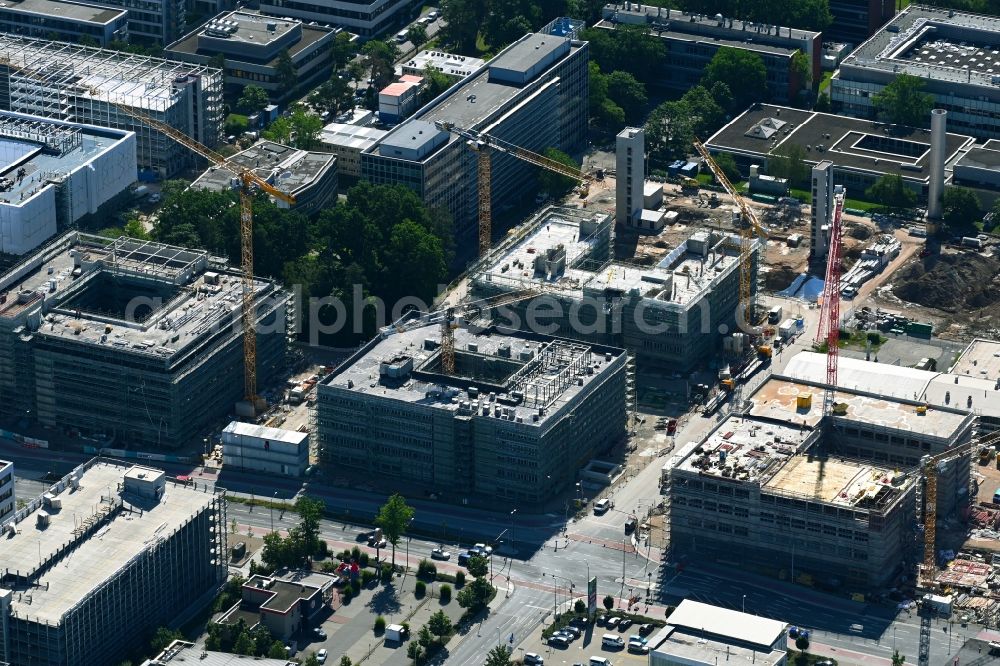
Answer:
[469,207,757,373]
[316,313,628,506]
[0,35,224,178]
[0,459,227,666]
[0,232,288,449]
[668,374,975,588]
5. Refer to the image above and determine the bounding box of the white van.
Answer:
[395,29,408,42]
[594,498,614,515]
[590,658,612,666]
[601,634,624,648]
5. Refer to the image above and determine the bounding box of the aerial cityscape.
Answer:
[2,0,1000,664]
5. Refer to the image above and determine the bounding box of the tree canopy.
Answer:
[644,85,728,167]
[942,186,982,234]
[375,493,415,567]
[768,142,810,187]
[702,47,768,113]
[580,25,666,86]
[236,85,269,115]
[484,645,513,666]
[276,49,298,96]
[873,74,934,128]
[866,174,917,209]
[538,148,580,197]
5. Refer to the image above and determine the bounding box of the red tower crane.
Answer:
[815,186,846,415]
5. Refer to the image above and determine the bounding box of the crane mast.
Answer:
[815,187,846,417]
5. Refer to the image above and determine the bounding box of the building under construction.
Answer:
[0,231,288,449]
[0,34,224,178]
[469,206,759,373]
[0,458,227,666]
[316,313,627,506]
[667,374,975,588]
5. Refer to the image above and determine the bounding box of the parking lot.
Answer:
[515,616,662,666]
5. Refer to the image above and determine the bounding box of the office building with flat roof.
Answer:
[0,35,223,178]
[0,0,127,46]
[705,104,976,205]
[400,50,485,79]
[0,111,137,256]
[191,140,337,215]
[317,313,628,506]
[318,123,387,178]
[362,31,589,259]
[667,374,975,588]
[0,459,227,666]
[257,0,413,39]
[832,5,1000,140]
[145,640,295,665]
[219,572,334,640]
[165,11,336,103]
[0,232,288,449]
[595,4,821,105]
[469,207,757,374]
[0,460,12,526]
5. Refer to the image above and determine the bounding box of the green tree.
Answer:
[309,76,353,115]
[579,25,665,86]
[428,609,453,640]
[289,108,323,149]
[465,554,489,579]
[768,142,810,187]
[645,100,693,167]
[713,152,742,184]
[420,66,454,105]
[149,627,183,654]
[276,49,298,96]
[262,116,293,145]
[233,631,255,656]
[362,40,399,91]
[790,50,812,95]
[347,60,367,92]
[702,47,768,113]
[294,495,325,555]
[331,31,358,69]
[340,656,353,666]
[795,634,810,650]
[942,186,982,233]
[873,74,934,128]
[375,493,415,568]
[418,625,434,648]
[407,23,428,46]
[237,85,270,115]
[441,0,487,54]
[123,217,150,240]
[866,174,917,209]
[484,645,513,666]
[537,148,580,197]
[680,85,726,138]
[407,641,423,664]
[603,594,614,610]
[574,599,587,613]
[268,640,288,659]
[382,220,447,309]
[815,92,831,112]
[892,650,905,666]
[302,654,321,666]
[606,70,648,123]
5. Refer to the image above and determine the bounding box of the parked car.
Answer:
[430,548,451,560]
[317,649,328,664]
[564,626,582,638]
[596,614,608,626]
[313,627,327,639]
[457,552,470,566]
[639,623,654,636]
[627,640,648,654]
[617,619,632,631]
[548,635,570,648]
[594,498,614,515]
[474,543,494,556]
[524,652,544,665]
[570,617,590,628]
[605,617,620,629]
[428,9,439,18]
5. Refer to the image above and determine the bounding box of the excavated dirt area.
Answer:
[892,252,1000,313]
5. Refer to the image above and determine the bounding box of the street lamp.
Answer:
[270,491,277,533]
[510,509,517,555]
[547,573,575,619]
[742,594,747,614]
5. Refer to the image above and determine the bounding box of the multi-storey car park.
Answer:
[0,231,288,449]
[316,313,628,506]
[468,207,757,374]
[0,35,223,178]
[831,5,1000,140]
[361,30,589,259]
[667,374,975,589]
[0,459,226,666]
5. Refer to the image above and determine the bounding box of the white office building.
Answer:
[222,421,309,477]
[0,460,13,525]
[615,126,644,227]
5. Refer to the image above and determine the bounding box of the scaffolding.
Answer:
[508,340,594,408]
[0,114,82,155]
[0,34,224,176]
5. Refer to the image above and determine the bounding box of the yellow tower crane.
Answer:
[0,57,296,416]
[436,289,540,375]
[692,139,768,333]
[434,121,590,258]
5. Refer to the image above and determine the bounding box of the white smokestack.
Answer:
[928,108,947,219]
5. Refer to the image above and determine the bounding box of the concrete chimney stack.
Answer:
[928,108,947,220]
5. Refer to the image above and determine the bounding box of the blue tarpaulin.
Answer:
[777,273,825,302]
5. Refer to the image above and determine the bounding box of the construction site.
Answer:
[0,458,227,666]
[0,231,289,449]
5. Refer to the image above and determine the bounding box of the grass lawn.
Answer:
[696,172,715,186]
[789,187,881,213]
